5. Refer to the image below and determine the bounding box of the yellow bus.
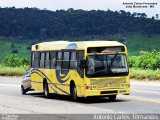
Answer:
[29,41,130,101]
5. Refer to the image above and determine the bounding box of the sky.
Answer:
[0,0,159,18]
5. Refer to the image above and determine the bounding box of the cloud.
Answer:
[0,0,159,17]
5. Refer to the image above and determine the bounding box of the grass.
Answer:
[0,65,28,76]
[130,68,160,80]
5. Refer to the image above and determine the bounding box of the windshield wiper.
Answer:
[111,52,118,66]
[107,53,118,73]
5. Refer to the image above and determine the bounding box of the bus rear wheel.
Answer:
[108,95,117,101]
[71,84,78,101]
[43,82,50,97]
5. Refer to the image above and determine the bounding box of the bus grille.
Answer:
[90,79,125,89]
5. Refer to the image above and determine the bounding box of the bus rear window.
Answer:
[87,46,125,53]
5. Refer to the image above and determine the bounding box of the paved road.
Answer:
[0,76,159,117]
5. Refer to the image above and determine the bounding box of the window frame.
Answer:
[40,52,45,68]
[62,51,70,70]
[44,52,50,69]
[50,51,56,69]
[56,51,62,70]
[32,51,40,68]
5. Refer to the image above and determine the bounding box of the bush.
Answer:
[4,54,30,67]
[128,56,139,68]
[128,50,160,70]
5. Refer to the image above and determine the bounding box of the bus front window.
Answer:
[86,54,129,77]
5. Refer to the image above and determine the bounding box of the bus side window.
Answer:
[45,52,50,69]
[56,52,62,70]
[70,51,77,69]
[32,52,40,68]
[50,52,56,69]
[40,52,45,68]
[62,52,69,69]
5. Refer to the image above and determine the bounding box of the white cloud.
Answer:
[0,0,159,17]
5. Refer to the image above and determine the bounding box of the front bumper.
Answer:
[85,88,130,97]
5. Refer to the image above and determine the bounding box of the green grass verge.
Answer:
[130,68,160,80]
[0,65,28,76]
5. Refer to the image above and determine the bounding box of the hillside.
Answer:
[126,33,160,56]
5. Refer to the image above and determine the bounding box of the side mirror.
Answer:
[79,59,86,69]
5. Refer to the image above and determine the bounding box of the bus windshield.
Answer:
[86,54,129,77]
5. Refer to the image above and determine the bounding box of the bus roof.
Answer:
[32,40,125,51]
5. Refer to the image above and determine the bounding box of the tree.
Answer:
[0,7,159,40]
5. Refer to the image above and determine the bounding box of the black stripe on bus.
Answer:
[31,71,58,94]
[31,69,70,95]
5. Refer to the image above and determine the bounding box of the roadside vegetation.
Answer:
[130,68,160,80]
[0,65,27,76]
[0,54,30,76]
[129,50,160,80]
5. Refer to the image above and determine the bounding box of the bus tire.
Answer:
[43,82,50,98]
[108,95,117,101]
[70,83,78,101]
[21,85,26,95]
